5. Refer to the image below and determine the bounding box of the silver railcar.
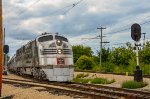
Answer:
[8,33,74,82]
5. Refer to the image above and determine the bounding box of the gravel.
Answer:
[2,74,73,99]
[2,84,72,99]
[2,72,150,99]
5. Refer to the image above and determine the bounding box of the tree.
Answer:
[140,41,150,64]
[72,45,93,63]
[108,46,134,66]
[97,48,109,62]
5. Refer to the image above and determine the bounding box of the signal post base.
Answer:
[134,66,143,82]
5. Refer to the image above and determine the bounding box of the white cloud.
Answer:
[88,6,97,13]
[3,0,150,55]
[59,15,65,20]
[5,37,29,57]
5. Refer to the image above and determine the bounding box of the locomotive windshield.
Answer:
[38,35,53,42]
[55,36,68,42]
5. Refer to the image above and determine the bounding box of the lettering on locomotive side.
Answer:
[57,58,65,65]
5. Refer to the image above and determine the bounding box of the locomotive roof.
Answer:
[17,33,67,50]
[37,32,65,38]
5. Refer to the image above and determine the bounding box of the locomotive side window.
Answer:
[38,35,53,42]
[55,36,68,42]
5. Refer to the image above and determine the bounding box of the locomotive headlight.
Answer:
[56,39,62,46]
[57,49,63,54]
[57,40,60,43]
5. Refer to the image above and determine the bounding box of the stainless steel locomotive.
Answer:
[8,33,74,82]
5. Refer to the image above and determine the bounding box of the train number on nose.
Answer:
[57,58,65,65]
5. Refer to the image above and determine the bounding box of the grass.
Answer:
[122,80,148,89]
[73,73,115,84]
[73,78,90,83]
[75,73,89,79]
[90,78,115,84]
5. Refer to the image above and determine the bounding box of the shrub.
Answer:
[122,80,148,89]
[75,55,96,70]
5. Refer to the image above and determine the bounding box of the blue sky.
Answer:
[2,0,150,56]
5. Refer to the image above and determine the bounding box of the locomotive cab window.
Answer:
[38,35,53,42]
[55,36,68,42]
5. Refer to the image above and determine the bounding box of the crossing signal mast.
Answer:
[131,23,143,82]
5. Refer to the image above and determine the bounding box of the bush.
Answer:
[75,55,96,70]
[122,80,148,89]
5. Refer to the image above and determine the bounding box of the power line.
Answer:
[20,0,150,36]
[106,19,150,35]
[105,38,148,47]
[8,0,84,41]
[63,0,84,15]
[17,0,84,17]
[46,0,84,15]
[78,16,150,42]
[17,0,41,16]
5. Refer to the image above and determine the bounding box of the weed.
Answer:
[90,78,115,84]
[76,73,89,79]
[122,80,148,89]
[73,78,90,83]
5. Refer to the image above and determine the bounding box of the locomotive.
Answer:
[8,33,74,82]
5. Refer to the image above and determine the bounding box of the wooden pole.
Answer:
[0,0,3,97]
[97,27,106,66]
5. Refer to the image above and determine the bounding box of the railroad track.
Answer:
[3,78,150,99]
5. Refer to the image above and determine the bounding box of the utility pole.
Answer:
[97,27,107,66]
[81,27,109,67]
[0,0,3,97]
[142,33,146,47]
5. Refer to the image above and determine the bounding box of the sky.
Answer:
[2,0,150,56]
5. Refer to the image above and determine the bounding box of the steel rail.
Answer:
[3,79,118,99]
[3,78,150,99]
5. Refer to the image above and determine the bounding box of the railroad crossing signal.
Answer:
[131,23,143,82]
[131,23,141,41]
[3,45,9,54]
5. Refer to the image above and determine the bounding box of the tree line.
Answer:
[73,42,150,75]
